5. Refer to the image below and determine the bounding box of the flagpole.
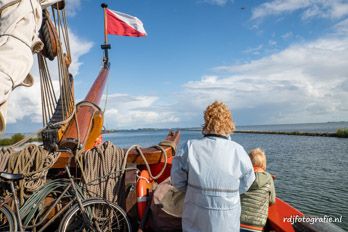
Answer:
[102,3,108,44]
[101,3,111,66]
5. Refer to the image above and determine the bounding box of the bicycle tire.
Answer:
[59,198,131,232]
[0,205,17,232]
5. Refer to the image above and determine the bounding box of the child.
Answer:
[240,148,276,232]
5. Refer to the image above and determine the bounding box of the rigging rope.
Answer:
[39,6,74,128]
[39,54,57,126]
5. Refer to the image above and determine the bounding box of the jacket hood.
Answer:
[249,172,272,190]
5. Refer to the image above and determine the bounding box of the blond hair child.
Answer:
[240,148,276,232]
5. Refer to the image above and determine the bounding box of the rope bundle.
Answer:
[77,141,169,204]
[0,147,13,171]
[77,141,125,202]
[2,144,58,204]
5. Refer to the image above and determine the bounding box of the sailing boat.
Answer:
[0,1,178,230]
[0,1,345,232]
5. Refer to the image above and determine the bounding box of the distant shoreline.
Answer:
[102,128,348,138]
[2,121,348,139]
[1,128,347,146]
[234,130,339,137]
[3,121,348,135]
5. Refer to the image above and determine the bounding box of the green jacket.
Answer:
[240,171,276,227]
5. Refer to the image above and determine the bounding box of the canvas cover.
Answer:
[0,0,60,132]
[150,177,184,231]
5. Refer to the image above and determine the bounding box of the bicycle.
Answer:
[0,166,131,232]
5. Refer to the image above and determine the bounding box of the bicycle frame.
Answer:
[0,166,86,232]
[1,146,133,232]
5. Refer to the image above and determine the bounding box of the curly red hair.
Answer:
[202,101,235,136]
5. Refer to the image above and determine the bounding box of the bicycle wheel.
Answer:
[59,198,131,232]
[0,205,17,232]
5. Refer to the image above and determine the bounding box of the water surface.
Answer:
[104,123,348,230]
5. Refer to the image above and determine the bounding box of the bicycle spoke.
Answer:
[60,199,131,232]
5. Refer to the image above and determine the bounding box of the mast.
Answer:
[58,4,111,151]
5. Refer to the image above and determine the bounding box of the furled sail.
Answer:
[0,0,61,132]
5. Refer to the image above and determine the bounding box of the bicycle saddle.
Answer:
[0,172,24,181]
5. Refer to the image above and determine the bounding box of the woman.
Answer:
[171,101,255,232]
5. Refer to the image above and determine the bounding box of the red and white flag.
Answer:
[106,9,147,37]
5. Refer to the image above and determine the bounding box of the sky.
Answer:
[5,0,348,133]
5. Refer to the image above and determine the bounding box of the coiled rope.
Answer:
[125,144,168,180]
[76,141,125,202]
[76,141,168,203]
[1,138,171,209]
[1,144,59,205]
[0,147,13,171]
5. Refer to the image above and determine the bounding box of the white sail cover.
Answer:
[0,0,60,132]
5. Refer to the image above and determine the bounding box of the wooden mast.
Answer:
[53,4,181,170]
[57,4,111,158]
[58,66,109,150]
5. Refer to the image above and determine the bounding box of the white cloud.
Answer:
[65,0,81,16]
[103,94,180,129]
[68,30,93,76]
[6,82,42,124]
[251,0,310,20]
[252,0,348,20]
[181,35,348,124]
[268,40,277,46]
[7,29,92,125]
[243,45,264,55]
[202,0,231,7]
[282,32,294,40]
[102,21,348,127]
[335,18,348,34]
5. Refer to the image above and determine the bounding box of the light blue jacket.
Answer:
[171,135,255,232]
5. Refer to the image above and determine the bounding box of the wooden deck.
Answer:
[52,130,180,169]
